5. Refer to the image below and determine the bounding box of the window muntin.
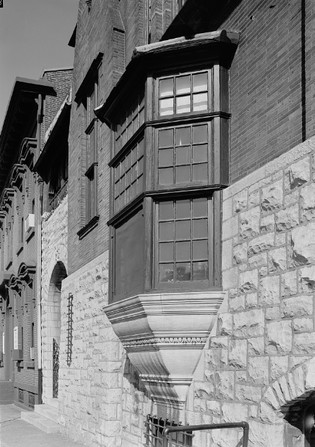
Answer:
[157,197,209,284]
[159,71,209,117]
[115,92,145,154]
[114,138,144,213]
[158,123,209,186]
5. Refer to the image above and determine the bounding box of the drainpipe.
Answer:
[35,93,44,404]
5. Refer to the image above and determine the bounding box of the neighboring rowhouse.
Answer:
[15,0,315,446]
[0,69,72,409]
[0,77,56,407]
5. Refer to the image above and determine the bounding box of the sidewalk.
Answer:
[0,404,86,447]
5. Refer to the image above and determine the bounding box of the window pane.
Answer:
[159,168,173,185]
[176,200,190,218]
[193,144,208,163]
[193,73,207,92]
[193,93,208,112]
[193,198,207,217]
[160,264,174,282]
[193,125,208,143]
[159,222,175,240]
[176,165,190,183]
[193,219,208,238]
[137,139,144,157]
[160,242,174,262]
[160,98,174,116]
[176,146,190,165]
[159,201,174,220]
[176,220,190,239]
[159,149,173,167]
[160,78,174,97]
[159,129,173,147]
[193,261,208,280]
[193,240,208,260]
[176,263,191,281]
[176,96,190,114]
[193,163,208,181]
[175,127,190,146]
[176,75,190,94]
[175,242,190,261]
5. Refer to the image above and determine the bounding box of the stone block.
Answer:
[264,387,279,410]
[305,358,315,390]
[218,313,233,336]
[222,267,238,289]
[235,384,262,404]
[285,157,310,190]
[210,336,229,349]
[261,180,283,212]
[233,242,248,265]
[233,309,265,338]
[291,222,315,265]
[268,247,287,272]
[248,233,274,256]
[206,400,221,415]
[260,214,275,234]
[259,402,282,424]
[266,320,292,355]
[249,189,260,208]
[246,293,258,308]
[270,356,288,381]
[230,295,245,312]
[221,402,248,422]
[299,265,315,292]
[281,270,297,297]
[248,252,267,270]
[222,196,233,222]
[248,356,269,385]
[239,269,258,293]
[293,332,315,354]
[293,318,313,333]
[228,339,247,369]
[248,337,264,355]
[222,238,233,271]
[300,183,315,222]
[239,207,260,239]
[275,205,299,232]
[236,371,247,383]
[233,190,248,213]
[259,275,280,306]
[222,215,238,241]
[265,306,281,320]
[282,295,313,318]
[284,189,299,207]
[215,371,235,400]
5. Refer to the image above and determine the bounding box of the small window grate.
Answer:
[66,293,73,366]
[28,392,35,408]
[18,388,24,403]
[145,415,192,447]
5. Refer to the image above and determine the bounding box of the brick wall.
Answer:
[220,0,315,183]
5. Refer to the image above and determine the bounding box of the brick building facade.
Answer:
[2,0,315,446]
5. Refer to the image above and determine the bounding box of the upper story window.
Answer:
[113,138,144,213]
[115,90,145,154]
[157,123,209,187]
[158,71,209,117]
[84,77,99,223]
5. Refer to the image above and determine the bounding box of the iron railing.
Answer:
[163,421,249,447]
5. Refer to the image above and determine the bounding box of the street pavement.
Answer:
[0,404,86,447]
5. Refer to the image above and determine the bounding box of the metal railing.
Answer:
[163,421,249,447]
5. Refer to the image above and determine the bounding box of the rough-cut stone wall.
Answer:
[41,197,68,402]
[188,136,315,447]
[58,251,150,447]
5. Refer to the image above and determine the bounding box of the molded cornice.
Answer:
[104,290,225,407]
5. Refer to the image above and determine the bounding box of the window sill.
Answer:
[77,215,99,240]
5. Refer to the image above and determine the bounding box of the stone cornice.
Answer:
[104,290,225,406]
